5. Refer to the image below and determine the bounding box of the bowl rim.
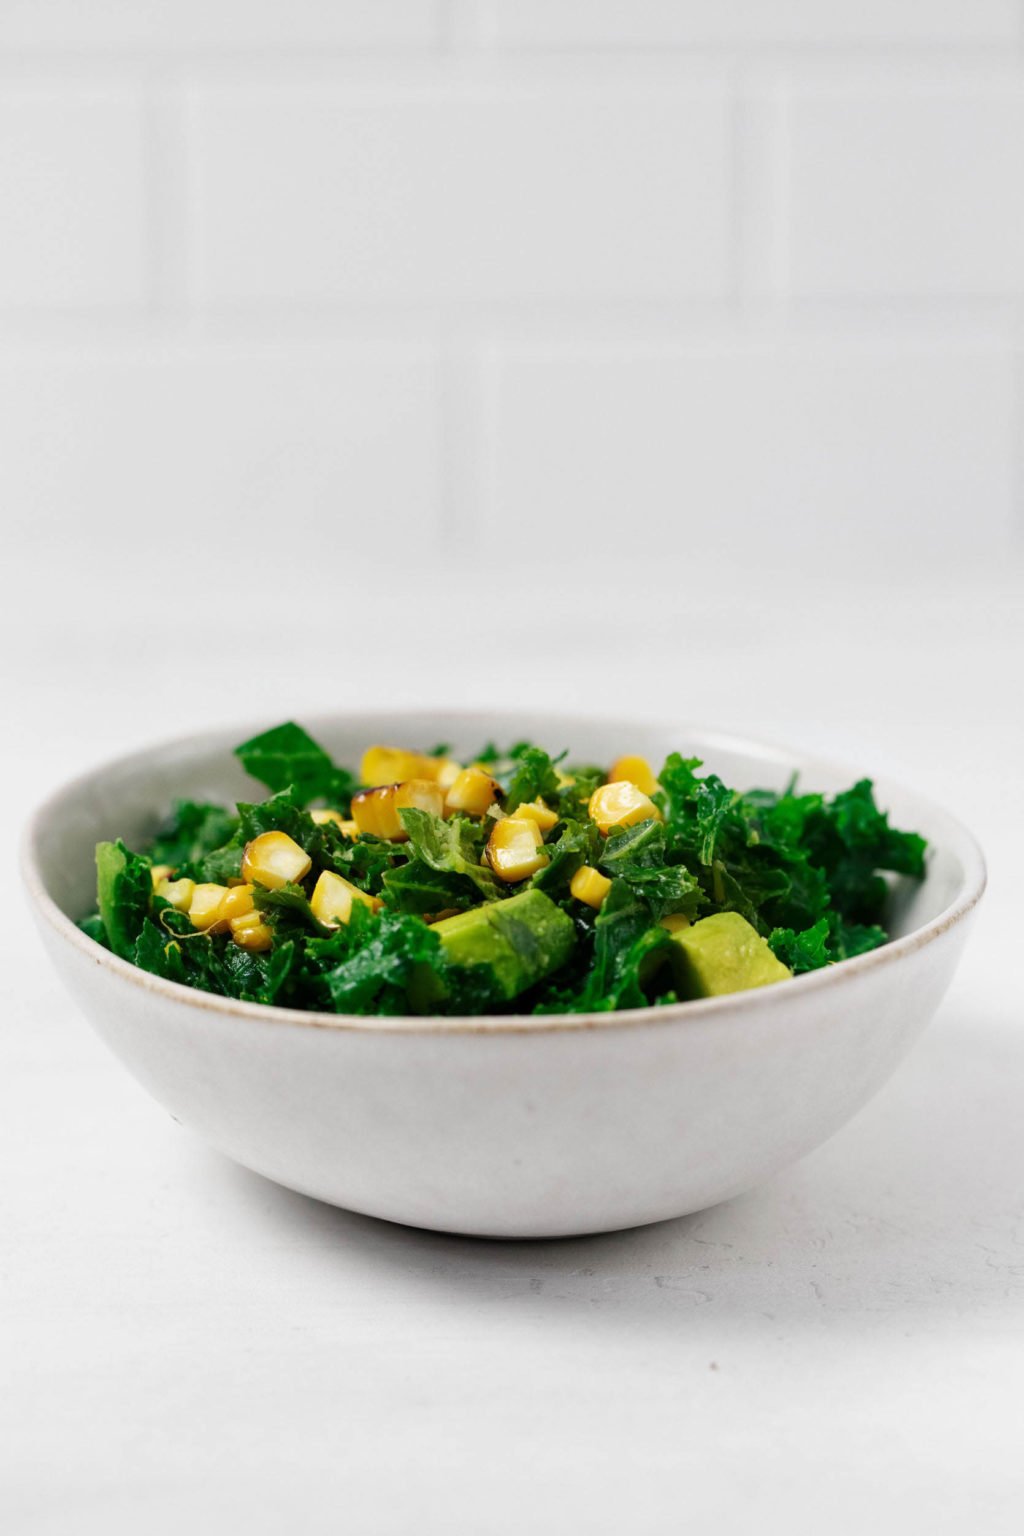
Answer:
[21,709,987,1037]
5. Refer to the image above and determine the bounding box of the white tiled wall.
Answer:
[3,1,1023,614]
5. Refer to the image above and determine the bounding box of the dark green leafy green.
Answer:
[81,723,927,1016]
[234,720,357,808]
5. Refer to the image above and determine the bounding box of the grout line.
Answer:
[142,64,193,330]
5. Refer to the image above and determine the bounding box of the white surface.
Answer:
[4,568,1023,1532]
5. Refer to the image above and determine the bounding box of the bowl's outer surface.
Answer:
[26,712,985,1238]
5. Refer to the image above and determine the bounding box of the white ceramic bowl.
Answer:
[24,712,985,1239]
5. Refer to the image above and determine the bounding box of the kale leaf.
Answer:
[234,720,357,808]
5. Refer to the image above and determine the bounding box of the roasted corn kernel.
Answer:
[433,758,463,791]
[155,876,195,912]
[241,831,312,890]
[588,780,662,834]
[310,808,360,837]
[445,766,500,818]
[351,778,445,840]
[229,911,273,952]
[188,883,231,932]
[220,883,255,922]
[608,754,659,797]
[310,869,380,928]
[486,815,549,883]
[360,745,457,788]
[511,798,558,832]
[569,865,612,909]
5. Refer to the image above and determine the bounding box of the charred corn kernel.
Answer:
[511,798,558,832]
[156,876,195,913]
[310,807,347,828]
[434,758,463,791]
[150,863,173,887]
[588,780,662,835]
[229,910,273,953]
[241,831,312,890]
[570,865,612,909]
[351,778,445,840]
[220,884,255,922]
[310,870,380,928]
[360,745,450,788]
[660,912,691,934]
[486,816,549,883]
[189,883,231,932]
[609,754,659,797]
[309,809,360,838]
[446,766,499,818]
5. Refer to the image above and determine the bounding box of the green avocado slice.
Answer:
[431,888,575,1002]
[667,911,792,999]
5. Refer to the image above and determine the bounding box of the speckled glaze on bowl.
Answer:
[23,713,985,1239]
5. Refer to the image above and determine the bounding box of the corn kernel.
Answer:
[434,758,463,791]
[511,798,558,832]
[155,876,195,913]
[608,754,659,797]
[310,808,360,838]
[361,745,450,788]
[351,778,445,840]
[310,808,346,828]
[660,912,691,935]
[570,865,612,909]
[486,816,549,883]
[220,884,255,922]
[310,870,380,928]
[241,831,312,890]
[229,911,274,953]
[588,780,662,834]
[150,863,174,887]
[445,766,500,818]
[189,883,231,932]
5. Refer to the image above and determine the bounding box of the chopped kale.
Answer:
[80,724,927,1014]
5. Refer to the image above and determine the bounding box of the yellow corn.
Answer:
[241,831,312,890]
[511,798,558,832]
[310,870,381,928]
[310,808,360,837]
[229,911,274,952]
[588,780,662,835]
[608,754,659,797]
[351,778,445,840]
[445,766,499,818]
[155,876,195,913]
[434,758,463,791]
[188,883,231,932]
[659,912,691,934]
[361,745,459,788]
[150,863,174,887]
[486,816,549,883]
[220,884,255,922]
[570,865,612,909]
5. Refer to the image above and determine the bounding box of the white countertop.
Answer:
[5,564,1023,1534]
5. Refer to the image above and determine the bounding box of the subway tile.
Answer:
[485,342,1014,559]
[0,345,441,591]
[190,77,733,306]
[0,1,439,52]
[788,85,1024,297]
[487,1,1020,48]
[0,84,147,310]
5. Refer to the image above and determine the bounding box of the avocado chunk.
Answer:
[431,888,575,1002]
[667,911,792,999]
